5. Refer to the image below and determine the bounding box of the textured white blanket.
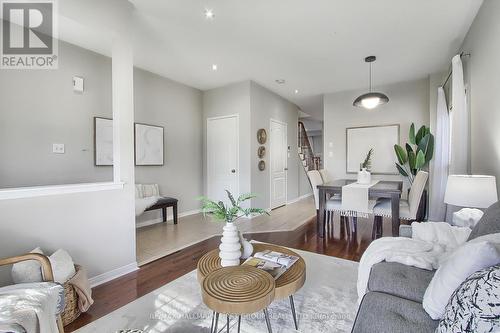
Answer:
[357,222,472,303]
[135,196,160,217]
[0,282,63,333]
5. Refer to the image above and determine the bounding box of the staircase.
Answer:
[298,121,321,171]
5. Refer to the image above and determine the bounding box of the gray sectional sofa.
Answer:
[351,201,500,333]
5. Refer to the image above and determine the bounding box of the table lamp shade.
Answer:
[444,175,498,208]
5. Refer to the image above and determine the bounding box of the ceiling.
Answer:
[68,0,484,120]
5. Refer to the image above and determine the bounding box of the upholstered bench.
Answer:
[145,197,178,224]
[135,184,178,224]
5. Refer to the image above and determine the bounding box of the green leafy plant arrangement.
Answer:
[199,190,269,223]
[394,123,434,185]
[361,148,374,171]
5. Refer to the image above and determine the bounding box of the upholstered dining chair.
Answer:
[307,170,348,233]
[371,171,429,239]
[319,169,330,183]
[0,253,65,333]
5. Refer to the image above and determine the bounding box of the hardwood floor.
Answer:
[66,214,392,332]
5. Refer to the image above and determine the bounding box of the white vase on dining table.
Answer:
[357,168,371,185]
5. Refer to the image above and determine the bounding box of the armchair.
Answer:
[0,253,65,333]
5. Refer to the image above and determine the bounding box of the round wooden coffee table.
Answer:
[197,243,306,330]
[202,265,275,333]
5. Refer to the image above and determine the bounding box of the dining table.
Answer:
[316,179,403,238]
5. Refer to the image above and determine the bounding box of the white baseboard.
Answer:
[286,193,312,205]
[89,262,139,288]
[136,208,202,229]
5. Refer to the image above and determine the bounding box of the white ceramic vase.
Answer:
[219,222,242,267]
[239,232,253,259]
[357,168,371,185]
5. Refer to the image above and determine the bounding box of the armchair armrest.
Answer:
[0,253,64,332]
[399,225,412,238]
[0,253,54,282]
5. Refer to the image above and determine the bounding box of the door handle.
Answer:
[284,168,288,171]
[231,169,236,173]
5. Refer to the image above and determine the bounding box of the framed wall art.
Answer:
[346,124,399,175]
[135,123,164,166]
[94,117,113,166]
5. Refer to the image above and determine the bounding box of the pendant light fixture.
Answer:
[353,56,389,110]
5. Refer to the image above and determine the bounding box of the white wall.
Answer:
[323,78,430,189]
[460,0,500,194]
[134,68,203,223]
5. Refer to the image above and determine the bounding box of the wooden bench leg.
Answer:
[173,203,178,224]
[162,207,167,222]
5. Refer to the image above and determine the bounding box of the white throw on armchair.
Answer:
[371,171,429,238]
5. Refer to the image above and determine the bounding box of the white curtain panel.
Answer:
[447,54,469,222]
[450,54,469,174]
[429,87,450,221]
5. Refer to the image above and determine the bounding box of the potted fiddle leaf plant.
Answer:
[199,191,268,267]
[394,123,434,185]
[394,123,434,219]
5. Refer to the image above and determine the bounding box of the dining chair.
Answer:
[319,169,330,183]
[371,171,429,239]
[307,170,348,234]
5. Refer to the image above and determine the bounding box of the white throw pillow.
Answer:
[11,247,44,283]
[423,241,500,320]
[49,249,76,283]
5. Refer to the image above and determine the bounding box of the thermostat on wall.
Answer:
[73,76,84,92]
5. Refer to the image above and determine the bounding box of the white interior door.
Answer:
[270,119,287,209]
[207,115,239,204]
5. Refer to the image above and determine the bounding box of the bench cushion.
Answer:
[352,291,439,333]
[146,197,178,211]
[368,262,435,303]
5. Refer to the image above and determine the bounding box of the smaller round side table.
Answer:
[202,265,275,333]
[197,243,306,330]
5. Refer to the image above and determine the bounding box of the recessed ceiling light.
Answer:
[212,64,218,71]
[204,8,215,20]
[294,89,299,94]
[275,79,286,84]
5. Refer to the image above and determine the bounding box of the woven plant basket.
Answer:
[61,265,82,326]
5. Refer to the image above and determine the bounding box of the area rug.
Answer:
[75,248,359,333]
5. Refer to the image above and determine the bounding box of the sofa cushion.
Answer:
[468,201,500,240]
[423,241,500,320]
[368,262,435,303]
[436,264,500,333]
[352,291,439,333]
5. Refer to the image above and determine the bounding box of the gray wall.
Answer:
[0,41,113,188]
[134,68,203,222]
[202,81,252,199]
[460,0,500,194]
[202,81,309,210]
[323,78,430,191]
[250,82,301,209]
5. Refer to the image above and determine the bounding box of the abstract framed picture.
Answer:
[346,124,400,175]
[94,117,113,166]
[135,123,164,166]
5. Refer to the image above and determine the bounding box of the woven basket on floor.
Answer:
[61,265,82,326]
